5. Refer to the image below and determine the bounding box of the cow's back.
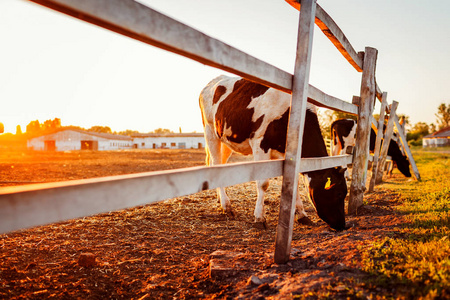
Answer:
[199,76,291,156]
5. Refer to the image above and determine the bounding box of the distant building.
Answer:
[27,129,133,151]
[131,133,205,149]
[422,126,450,147]
[27,129,205,151]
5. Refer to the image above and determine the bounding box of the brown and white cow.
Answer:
[330,119,411,177]
[199,75,348,231]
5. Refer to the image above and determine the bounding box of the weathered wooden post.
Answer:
[394,116,421,181]
[348,47,378,215]
[274,0,316,264]
[376,101,399,183]
[368,92,388,192]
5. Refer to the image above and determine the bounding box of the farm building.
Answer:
[131,133,205,149]
[422,126,450,147]
[27,129,133,151]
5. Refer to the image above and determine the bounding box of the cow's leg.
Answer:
[216,143,234,216]
[296,174,313,225]
[253,178,269,228]
[251,144,273,228]
[204,126,235,216]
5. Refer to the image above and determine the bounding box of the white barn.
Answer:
[131,133,205,149]
[27,129,133,151]
[423,126,450,147]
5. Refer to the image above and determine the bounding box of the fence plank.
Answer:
[308,85,358,115]
[348,47,378,214]
[31,0,359,116]
[0,154,351,234]
[369,92,388,192]
[301,155,352,172]
[274,0,316,264]
[376,101,399,183]
[0,160,279,234]
[285,0,363,72]
[394,116,421,181]
[30,0,293,93]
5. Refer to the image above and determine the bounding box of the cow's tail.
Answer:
[330,122,338,156]
[199,93,210,166]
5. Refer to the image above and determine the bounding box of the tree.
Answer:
[317,109,356,140]
[407,122,429,143]
[435,103,450,130]
[430,123,437,133]
[397,114,410,132]
[117,129,140,136]
[16,125,22,135]
[152,128,173,134]
[26,120,41,134]
[88,126,112,134]
[42,118,61,130]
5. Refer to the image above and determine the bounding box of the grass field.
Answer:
[361,147,450,299]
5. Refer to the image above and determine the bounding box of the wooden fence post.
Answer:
[376,101,399,183]
[274,0,316,264]
[368,92,388,192]
[348,47,378,215]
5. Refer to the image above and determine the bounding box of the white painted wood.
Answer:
[0,154,352,234]
[285,0,363,71]
[376,101,399,183]
[348,47,378,214]
[300,155,352,173]
[275,0,316,265]
[369,92,388,192]
[394,116,421,181]
[308,85,358,115]
[0,160,280,234]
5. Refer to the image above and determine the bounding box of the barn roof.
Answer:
[30,128,132,141]
[131,133,204,138]
[423,126,450,139]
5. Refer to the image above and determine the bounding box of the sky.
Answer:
[1,0,449,134]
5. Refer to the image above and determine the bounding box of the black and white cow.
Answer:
[330,119,411,177]
[199,75,348,231]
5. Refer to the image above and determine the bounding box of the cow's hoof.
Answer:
[225,209,236,219]
[345,220,356,229]
[297,216,314,226]
[253,220,268,230]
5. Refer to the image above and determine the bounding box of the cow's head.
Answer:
[306,167,347,231]
[396,154,411,177]
[389,140,411,177]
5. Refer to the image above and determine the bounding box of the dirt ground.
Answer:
[0,149,408,299]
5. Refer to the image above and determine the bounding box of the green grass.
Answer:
[361,148,450,299]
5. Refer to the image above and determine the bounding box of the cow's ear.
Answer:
[337,167,347,175]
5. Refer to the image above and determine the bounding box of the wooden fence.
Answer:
[0,0,420,264]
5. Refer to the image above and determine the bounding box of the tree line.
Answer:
[1,103,449,147]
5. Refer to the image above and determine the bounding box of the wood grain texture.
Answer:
[376,101,399,183]
[275,0,316,264]
[369,92,388,192]
[348,47,378,214]
[285,0,363,72]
